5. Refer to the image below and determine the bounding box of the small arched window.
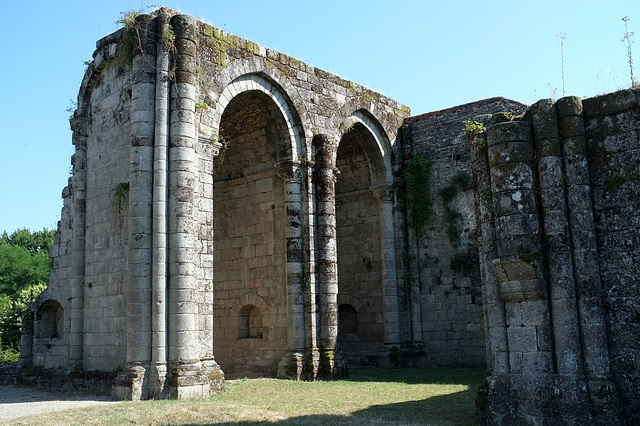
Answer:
[338,303,358,334]
[36,300,64,338]
[238,304,262,338]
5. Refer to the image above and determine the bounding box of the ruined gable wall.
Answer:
[81,62,132,371]
[402,98,527,365]
[583,89,640,420]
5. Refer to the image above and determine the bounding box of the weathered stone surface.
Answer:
[16,7,639,424]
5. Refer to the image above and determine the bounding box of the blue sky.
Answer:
[0,0,637,233]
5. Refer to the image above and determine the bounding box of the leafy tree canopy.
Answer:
[0,228,54,297]
[1,228,54,254]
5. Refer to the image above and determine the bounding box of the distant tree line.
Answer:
[0,228,54,362]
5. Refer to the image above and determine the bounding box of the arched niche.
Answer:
[35,299,64,339]
[238,304,263,339]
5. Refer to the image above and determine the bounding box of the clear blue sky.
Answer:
[0,0,637,234]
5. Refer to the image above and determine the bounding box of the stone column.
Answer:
[556,96,618,418]
[531,99,583,378]
[470,127,509,375]
[372,185,400,346]
[68,116,89,370]
[167,14,223,399]
[313,135,346,379]
[275,161,306,380]
[113,13,156,401]
[486,120,553,375]
[303,159,319,380]
[150,9,171,398]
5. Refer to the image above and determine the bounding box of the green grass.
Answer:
[4,367,486,425]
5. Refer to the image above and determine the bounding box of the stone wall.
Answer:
[22,8,409,398]
[17,7,638,420]
[584,89,640,421]
[472,88,640,424]
[400,98,527,365]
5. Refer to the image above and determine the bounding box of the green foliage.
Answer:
[164,25,176,50]
[403,154,433,238]
[112,182,130,215]
[462,120,485,133]
[195,99,209,112]
[0,229,52,361]
[437,185,458,204]
[0,345,19,363]
[0,283,45,355]
[1,228,54,255]
[463,120,487,147]
[115,10,142,64]
[0,229,53,298]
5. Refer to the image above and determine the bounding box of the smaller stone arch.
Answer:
[35,299,64,339]
[238,305,263,339]
[338,304,358,334]
[337,109,393,187]
[337,295,363,336]
[230,294,270,340]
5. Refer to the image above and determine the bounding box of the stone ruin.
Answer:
[12,7,639,424]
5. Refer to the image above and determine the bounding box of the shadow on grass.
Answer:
[344,365,486,385]
[193,367,485,425]
[188,389,480,425]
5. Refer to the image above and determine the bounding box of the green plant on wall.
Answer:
[115,10,142,64]
[462,120,487,147]
[438,171,471,246]
[403,154,433,238]
[112,182,130,215]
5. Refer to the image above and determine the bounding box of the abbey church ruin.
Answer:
[11,7,639,424]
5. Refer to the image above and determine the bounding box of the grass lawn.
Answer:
[6,366,486,425]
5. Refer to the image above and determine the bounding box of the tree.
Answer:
[0,283,46,360]
[0,228,53,297]
[0,228,53,361]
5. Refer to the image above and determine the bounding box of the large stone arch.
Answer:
[201,59,316,149]
[208,73,305,162]
[334,109,399,364]
[210,75,306,377]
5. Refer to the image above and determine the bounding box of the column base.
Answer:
[112,364,148,401]
[317,348,348,380]
[168,358,224,399]
[148,362,168,399]
[277,351,304,380]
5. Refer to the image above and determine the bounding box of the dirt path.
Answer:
[0,385,119,421]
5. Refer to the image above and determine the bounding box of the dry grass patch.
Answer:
[5,366,485,425]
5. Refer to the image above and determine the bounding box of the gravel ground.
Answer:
[0,385,119,421]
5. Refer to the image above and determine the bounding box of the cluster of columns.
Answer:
[110,11,224,400]
[471,98,619,423]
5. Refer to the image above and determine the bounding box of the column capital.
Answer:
[70,116,90,138]
[275,160,306,182]
[371,185,394,202]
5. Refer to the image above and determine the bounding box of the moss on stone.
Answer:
[202,25,262,70]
